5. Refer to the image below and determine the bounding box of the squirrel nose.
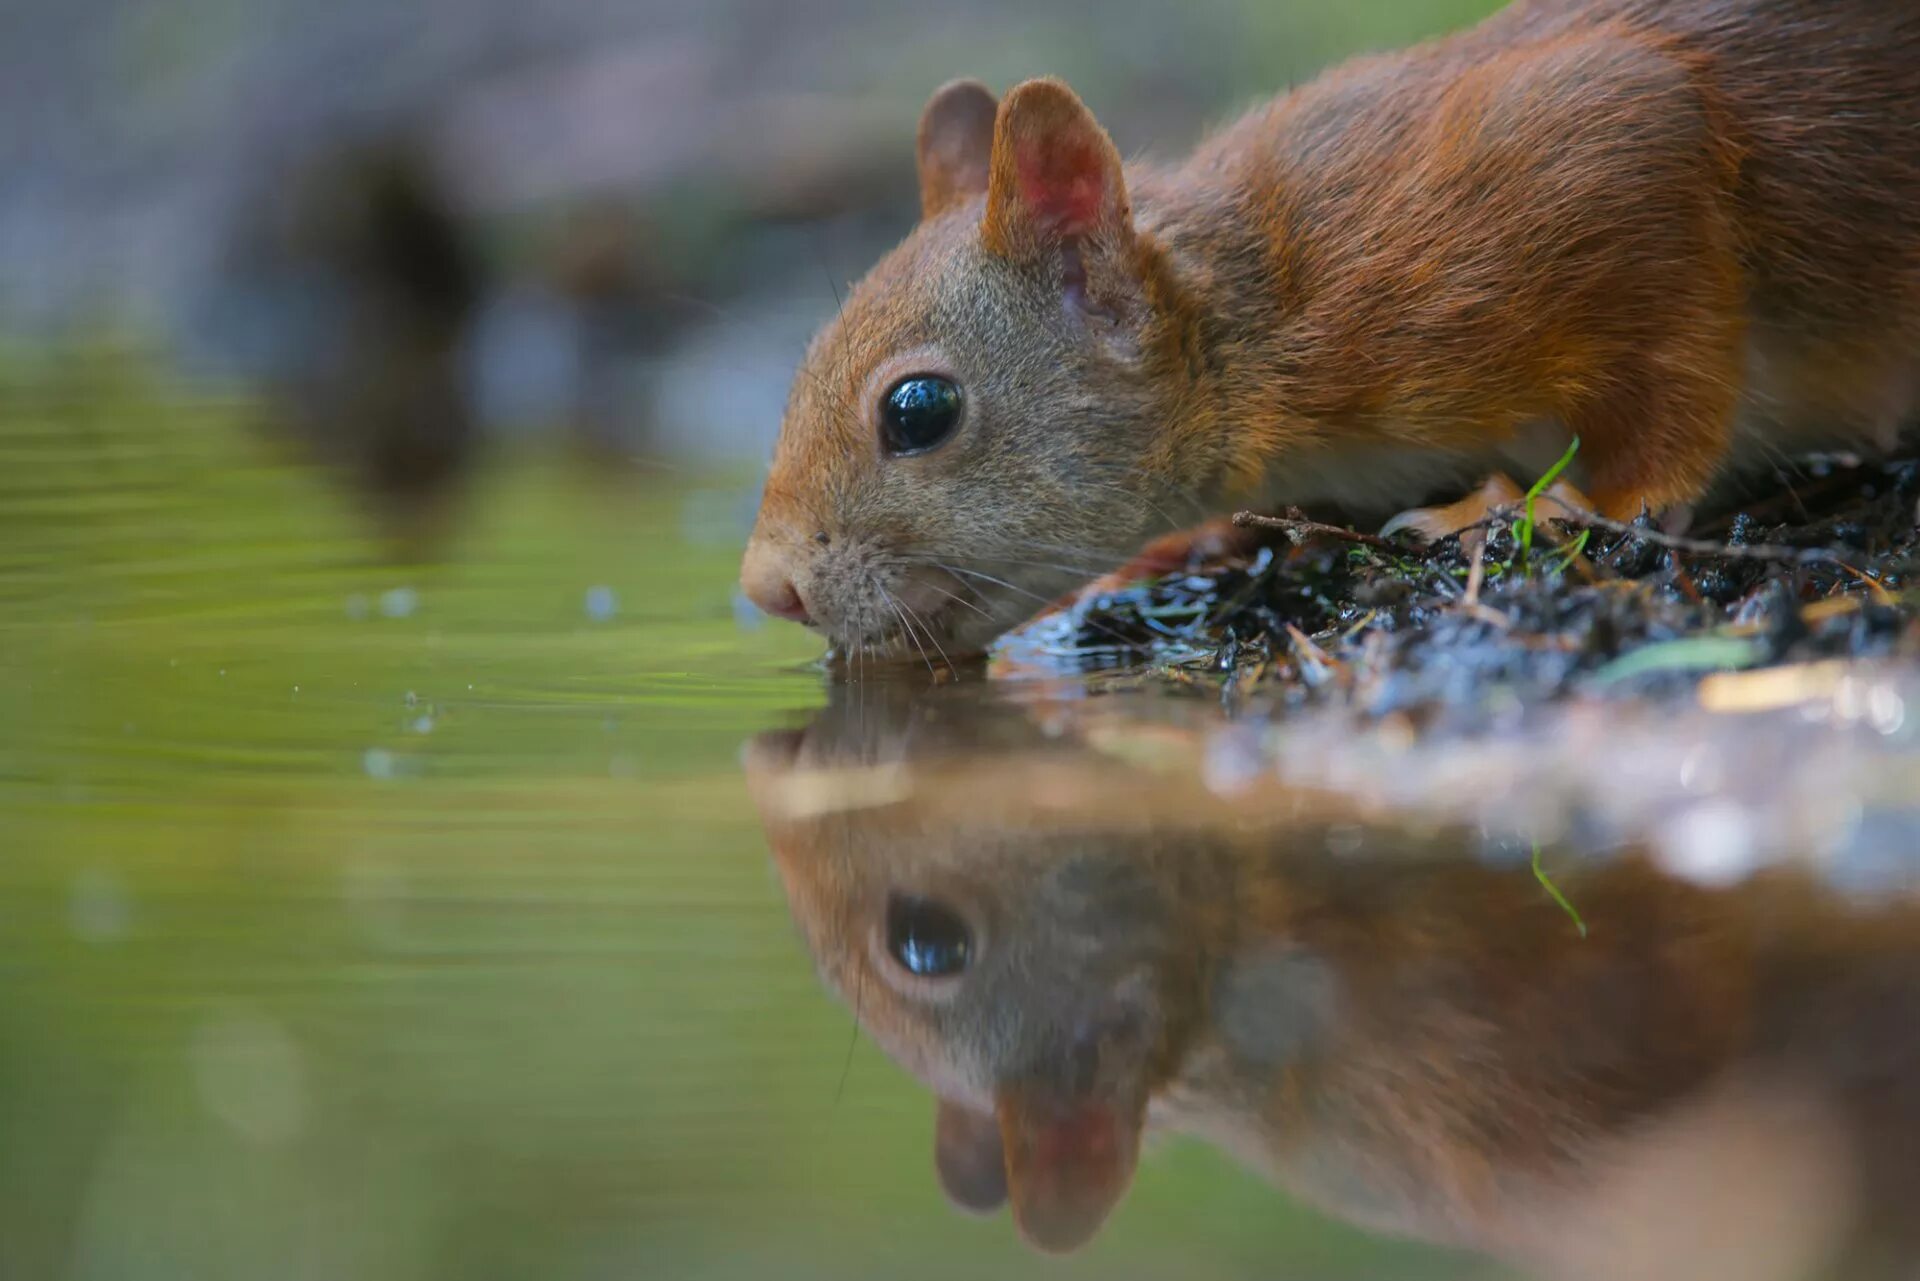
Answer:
[740,543,814,626]
[751,576,812,625]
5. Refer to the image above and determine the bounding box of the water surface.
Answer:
[5,363,1918,1280]
[0,365,1486,1280]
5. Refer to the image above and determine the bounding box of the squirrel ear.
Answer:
[933,1099,1009,1214]
[917,80,998,220]
[992,974,1160,1252]
[982,78,1130,259]
[995,1083,1144,1253]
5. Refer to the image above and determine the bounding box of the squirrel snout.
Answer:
[740,542,814,626]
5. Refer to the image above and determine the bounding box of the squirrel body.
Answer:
[740,0,1920,658]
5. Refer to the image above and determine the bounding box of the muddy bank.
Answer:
[1025,453,1920,722]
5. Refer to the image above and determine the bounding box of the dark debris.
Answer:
[1051,455,1920,716]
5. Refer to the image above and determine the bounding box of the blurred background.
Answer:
[4,0,1496,474]
[0,3,1509,1279]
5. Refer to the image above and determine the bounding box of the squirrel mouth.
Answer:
[826,598,971,669]
[879,599,962,665]
[821,562,1024,669]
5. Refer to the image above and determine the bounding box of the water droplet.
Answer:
[1656,801,1759,887]
[585,586,617,621]
[1677,744,1722,793]
[341,861,411,946]
[70,868,132,943]
[191,1009,307,1144]
[1202,727,1265,796]
[1325,824,1366,857]
[1869,687,1906,737]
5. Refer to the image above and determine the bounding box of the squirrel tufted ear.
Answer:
[995,1083,1144,1253]
[917,79,999,220]
[990,977,1159,1253]
[982,78,1130,259]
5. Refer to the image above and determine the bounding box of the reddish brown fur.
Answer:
[742,0,1920,660]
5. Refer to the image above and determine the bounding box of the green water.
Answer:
[0,360,1472,1280]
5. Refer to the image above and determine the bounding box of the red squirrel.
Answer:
[745,697,1920,1278]
[739,0,1920,660]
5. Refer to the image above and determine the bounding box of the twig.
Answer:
[1223,656,1269,707]
[1463,601,1515,629]
[1556,509,1859,566]
[1233,507,1414,555]
[1340,608,1379,641]
[1285,623,1345,672]
[1153,664,1211,689]
[1836,561,1897,606]
[1669,555,1705,605]
[1801,595,1867,624]
[1463,537,1488,606]
[1456,533,1512,624]
[1244,494,1867,569]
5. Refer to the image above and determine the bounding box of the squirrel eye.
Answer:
[885,894,972,978]
[878,375,962,456]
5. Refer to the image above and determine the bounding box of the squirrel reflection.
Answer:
[745,681,1920,1281]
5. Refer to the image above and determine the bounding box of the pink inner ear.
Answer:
[1015,137,1106,236]
[1001,1099,1134,1253]
[1031,1103,1120,1170]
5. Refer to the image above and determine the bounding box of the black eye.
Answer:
[879,375,963,455]
[885,894,972,978]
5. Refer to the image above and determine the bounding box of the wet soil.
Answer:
[1043,454,1920,719]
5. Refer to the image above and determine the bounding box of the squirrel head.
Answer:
[740,77,1192,660]
[743,721,1198,1253]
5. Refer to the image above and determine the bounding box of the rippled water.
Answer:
[5,359,1918,1280]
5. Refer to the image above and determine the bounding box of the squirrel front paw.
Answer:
[1381,473,1595,544]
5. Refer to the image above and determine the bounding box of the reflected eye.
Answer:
[885,894,973,978]
[879,376,963,455]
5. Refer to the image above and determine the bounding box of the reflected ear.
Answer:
[991,974,1161,1252]
[917,80,998,219]
[934,1099,1009,1214]
[996,1084,1144,1253]
[982,78,1130,260]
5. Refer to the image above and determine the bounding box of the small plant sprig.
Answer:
[1531,840,1588,938]
[1516,435,1583,571]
